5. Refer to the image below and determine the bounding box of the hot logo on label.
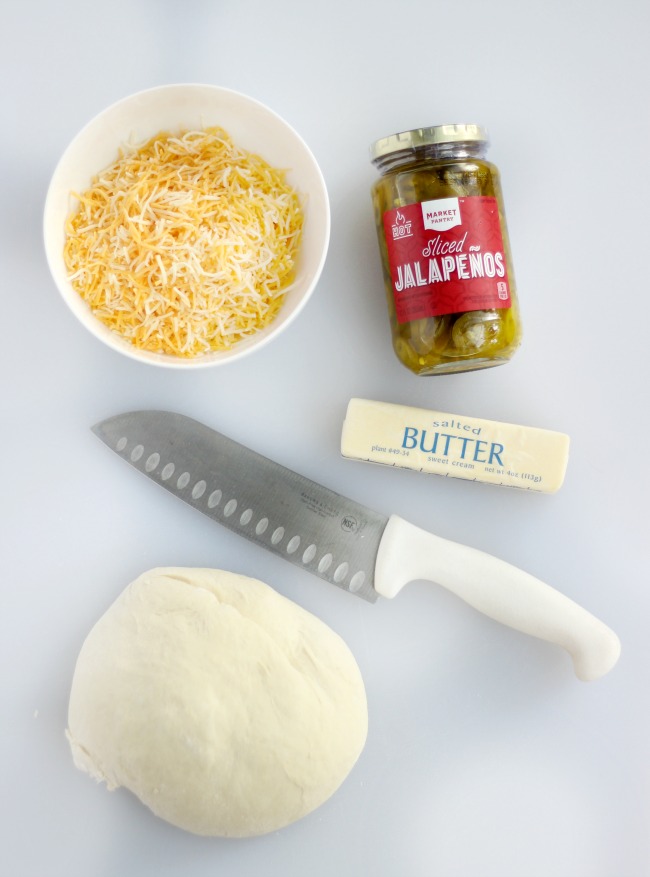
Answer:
[391,210,413,239]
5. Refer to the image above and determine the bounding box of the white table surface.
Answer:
[2,1,649,875]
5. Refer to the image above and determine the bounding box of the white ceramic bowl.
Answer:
[43,84,330,368]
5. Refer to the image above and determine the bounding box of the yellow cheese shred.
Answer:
[63,128,304,357]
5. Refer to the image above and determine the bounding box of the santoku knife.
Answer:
[92,410,620,681]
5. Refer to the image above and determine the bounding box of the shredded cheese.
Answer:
[63,128,304,357]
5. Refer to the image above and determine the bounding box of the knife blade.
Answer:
[92,410,620,681]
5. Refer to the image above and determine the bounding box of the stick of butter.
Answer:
[341,398,570,493]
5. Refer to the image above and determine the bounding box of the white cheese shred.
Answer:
[63,128,304,357]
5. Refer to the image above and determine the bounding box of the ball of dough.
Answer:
[67,568,368,837]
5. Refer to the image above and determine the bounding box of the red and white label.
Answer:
[382,196,511,323]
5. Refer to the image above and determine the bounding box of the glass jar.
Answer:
[370,124,522,375]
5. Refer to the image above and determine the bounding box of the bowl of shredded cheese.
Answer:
[44,84,330,367]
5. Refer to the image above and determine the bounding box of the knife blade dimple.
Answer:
[93,411,386,602]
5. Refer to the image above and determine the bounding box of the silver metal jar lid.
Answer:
[370,124,489,162]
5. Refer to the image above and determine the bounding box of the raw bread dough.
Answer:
[67,568,368,837]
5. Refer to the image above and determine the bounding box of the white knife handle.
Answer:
[374,515,620,681]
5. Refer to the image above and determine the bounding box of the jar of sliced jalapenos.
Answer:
[370,124,522,375]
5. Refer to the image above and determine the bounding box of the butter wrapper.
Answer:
[341,398,569,493]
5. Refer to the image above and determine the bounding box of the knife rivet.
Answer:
[207,489,222,508]
[271,526,285,545]
[255,517,269,535]
[333,562,349,583]
[177,472,191,490]
[145,452,160,472]
[349,571,366,593]
[161,463,175,481]
[287,535,301,554]
[224,499,238,517]
[191,480,207,499]
[130,444,144,462]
